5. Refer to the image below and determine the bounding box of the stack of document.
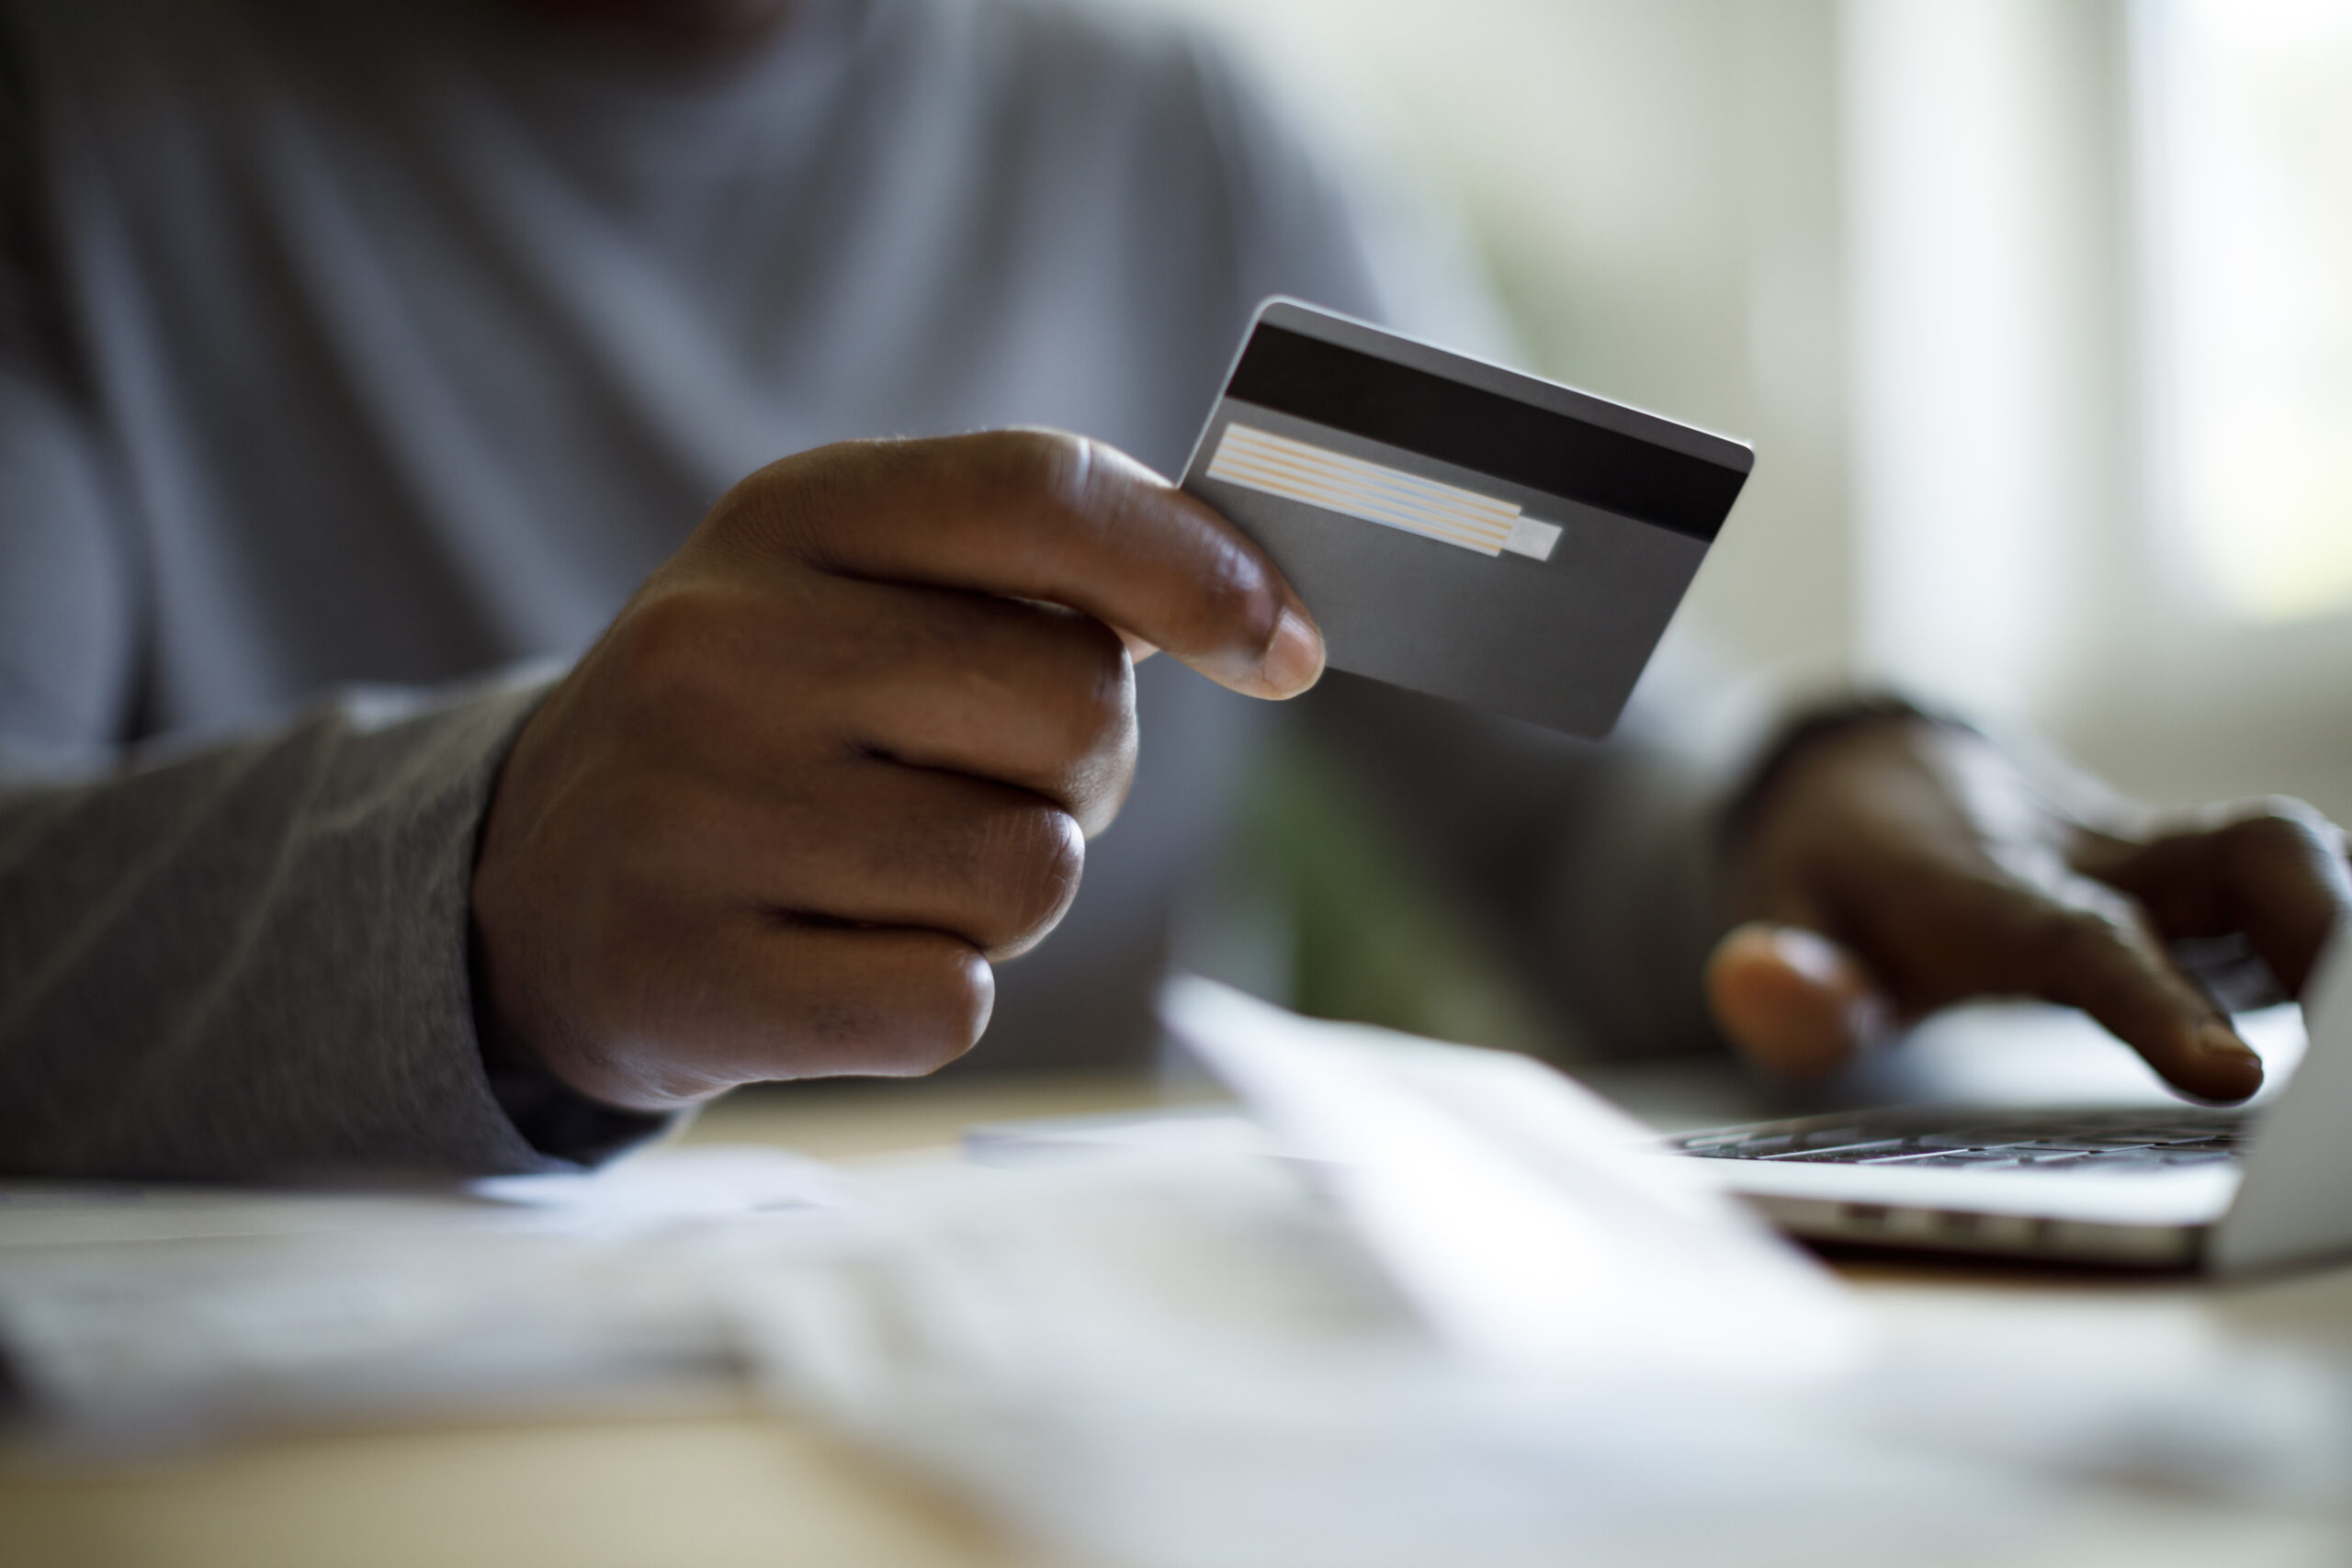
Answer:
[1,981,2344,1566]
[0,1147,848,1446]
[718,981,2351,1568]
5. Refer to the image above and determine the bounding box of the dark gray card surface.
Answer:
[1179,299,1752,738]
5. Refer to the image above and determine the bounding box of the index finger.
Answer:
[2081,801,2352,999]
[724,430,1324,700]
[2012,883,2268,1102]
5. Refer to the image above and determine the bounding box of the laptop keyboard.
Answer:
[1670,1107,2252,1173]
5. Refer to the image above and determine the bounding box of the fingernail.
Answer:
[1260,606,1324,697]
[2197,1021,2258,1064]
[2194,1021,2264,1099]
[1765,926,1850,985]
[1763,926,1892,1051]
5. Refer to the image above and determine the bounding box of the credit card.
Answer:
[1179,299,1751,737]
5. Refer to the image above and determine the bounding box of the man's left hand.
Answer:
[1705,715,2352,1100]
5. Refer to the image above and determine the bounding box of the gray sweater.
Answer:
[0,0,1731,1179]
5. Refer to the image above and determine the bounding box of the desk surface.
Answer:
[7,1072,2352,1568]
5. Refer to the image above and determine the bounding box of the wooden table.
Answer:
[6,1072,2350,1568]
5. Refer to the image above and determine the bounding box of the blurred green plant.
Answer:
[1211,734,1556,1057]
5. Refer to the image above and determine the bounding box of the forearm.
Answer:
[0,671,666,1179]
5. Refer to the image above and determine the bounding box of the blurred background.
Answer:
[1123,0,2352,1044]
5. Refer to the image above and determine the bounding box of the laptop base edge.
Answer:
[1744,1193,2208,1270]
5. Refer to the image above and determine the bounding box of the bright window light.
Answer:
[2141,0,2352,624]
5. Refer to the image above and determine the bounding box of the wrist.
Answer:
[1721,694,1973,850]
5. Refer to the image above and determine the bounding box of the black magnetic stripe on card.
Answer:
[1224,325,1745,543]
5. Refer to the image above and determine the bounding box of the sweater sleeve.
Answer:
[0,665,684,1179]
[0,345,666,1179]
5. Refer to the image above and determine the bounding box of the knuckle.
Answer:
[698,465,773,543]
[702,445,849,561]
[982,805,1086,953]
[1194,534,1284,650]
[605,589,728,727]
[571,936,678,1076]
[1053,625,1138,762]
[2030,897,2181,1019]
[917,950,996,1070]
[952,428,1097,520]
[2223,800,2341,859]
[1000,427,1096,511]
[853,948,994,1077]
[2032,900,2135,974]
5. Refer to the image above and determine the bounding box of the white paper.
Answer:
[724,983,2350,1568]
[6,996,2345,1566]
[1159,976,1862,1381]
[0,1146,850,1448]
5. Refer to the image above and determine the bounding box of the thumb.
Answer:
[1705,922,1893,1079]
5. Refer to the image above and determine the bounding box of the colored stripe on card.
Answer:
[1205,423,1558,561]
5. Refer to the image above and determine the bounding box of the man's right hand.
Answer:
[469,431,1324,1111]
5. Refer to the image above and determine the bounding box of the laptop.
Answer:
[1664,927,2352,1273]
